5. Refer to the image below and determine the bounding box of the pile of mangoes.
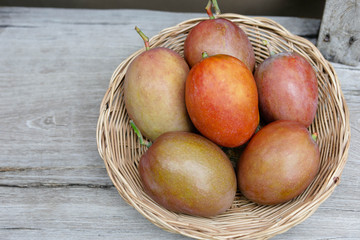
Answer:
[123,0,320,217]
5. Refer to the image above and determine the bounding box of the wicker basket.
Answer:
[96,14,351,240]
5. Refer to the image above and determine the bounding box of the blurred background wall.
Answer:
[0,0,326,18]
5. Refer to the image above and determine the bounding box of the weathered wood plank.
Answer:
[317,0,360,66]
[0,166,113,187]
[0,184,359,240]
[0,187,189,240]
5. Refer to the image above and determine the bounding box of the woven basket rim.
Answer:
[96,13,351,240]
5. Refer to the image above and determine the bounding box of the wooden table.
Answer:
[1,7,359,240]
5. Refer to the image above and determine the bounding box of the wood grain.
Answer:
[0,7,359,240]
[317,0,360,66]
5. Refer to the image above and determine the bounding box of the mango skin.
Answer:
[237,120,320,205]
[139,131,237,217]
[185,54,259,148]
[254,52,318,127]
[124,47,193,141]
[184,18,255,71]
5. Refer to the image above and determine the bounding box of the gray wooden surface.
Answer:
[0,7,359,240]
[317,0,360,66]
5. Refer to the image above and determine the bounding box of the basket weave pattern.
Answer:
[96,14,351,239]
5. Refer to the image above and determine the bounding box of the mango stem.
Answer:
[202,51,209,59]
[312,132,318,141]
[205,0,215,19]
[135,26,150,51]
[130,120,152,148]
[212,0,221,15]
[205,0,221,19]
[262,40,276,56]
